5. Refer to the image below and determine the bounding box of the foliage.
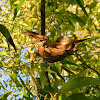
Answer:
[0,0,100,99]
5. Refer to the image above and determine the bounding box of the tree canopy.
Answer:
[0,0,100,99]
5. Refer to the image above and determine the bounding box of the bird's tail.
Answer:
[23,30,49,41]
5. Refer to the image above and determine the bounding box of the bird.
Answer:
[25,30,90,63]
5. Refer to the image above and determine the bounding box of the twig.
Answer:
[28,64,51,99]
[0,64,28,69]
[75,52,100,76]
[0,61,47,69]
[6,42,39,63]
[27,65,40,94]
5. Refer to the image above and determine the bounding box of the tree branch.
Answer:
[41,0,51,97]
[41,0,45,35]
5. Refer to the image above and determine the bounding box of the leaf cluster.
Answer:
[0,0,100,99]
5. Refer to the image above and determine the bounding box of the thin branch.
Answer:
[27,65,41,95]
[6,45,29,63]
[28,64,51,99]
[0,61,47,69]
[6,42,39,63]
[0,64,28,69]
[75,52,100,76]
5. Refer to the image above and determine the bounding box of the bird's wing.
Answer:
[25,31,49,41]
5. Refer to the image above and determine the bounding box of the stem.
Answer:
[41,0,45,35]
[75,52,100,76]
[41,0,51,98]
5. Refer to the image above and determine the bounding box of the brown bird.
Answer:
[25,31,89,63]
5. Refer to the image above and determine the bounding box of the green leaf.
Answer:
[0,92,12,100]
[87,1,98,9]
[45,32,59,46]
[23,93,33,100]
[67,93,89,100]
[58,77,100,94]
[62,66,75,75]
[40,63,53,86]
[67,11,86,27]
[67,17,75,28]
[10,73,22,87]
[13,0,25,20]
[8,36,16,51]
[40,67,56,74]
[31,18,38,22]
[10,0,17,6]
[67,93,99,100]
[19,76,35,97]
[0,24,16,51]
[62,60,82,68]
[0,51,8,56]
[0,44,8,48]
[0,81,6,90]
[50,64,65,81]
[40,70,48,86]
[0,24,10,39]
[76,0,88,17]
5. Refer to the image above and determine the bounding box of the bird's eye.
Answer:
[71,40,73,43]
